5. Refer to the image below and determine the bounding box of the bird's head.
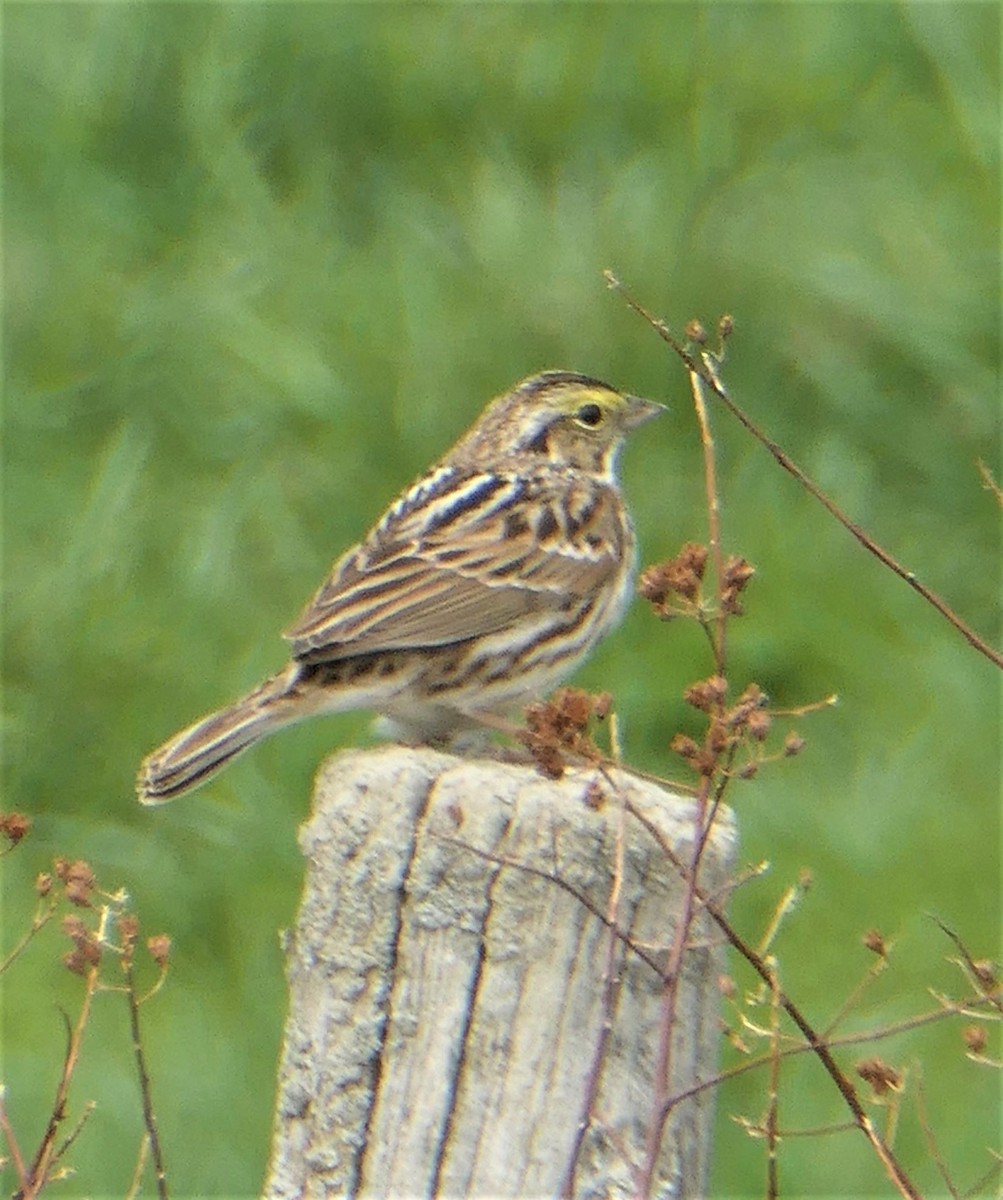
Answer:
[449,370,663,476]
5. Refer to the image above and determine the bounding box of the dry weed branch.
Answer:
[604,269,1003,672]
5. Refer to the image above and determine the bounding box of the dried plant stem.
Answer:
[604,270,1003,672]
[51,1099,95,1170]
[636,775,713,1198]
[914,1070,960,1199]
[977,459,1003,507]
[689,367,727,671]
[123,958,168,1200]
[0,1088,28,1191]
[822,954,889,1039]
[126,1136,151,1200]
[766,967,782,1200]
[712,900,920,1198]
[22,965,99,1199]
[0,900,57,976]
[755,875,810,959]
[636,348,736,1193]
[437,835,666,979]
[622,798,922,1200]
[932,915,1003,1014]
[669,986,996,1110]
[963,1152,1003,1197]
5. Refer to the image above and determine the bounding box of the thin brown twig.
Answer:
[961,1150,1003,1199]
[622,797,922,1200]
[604,269,1003,672]
[635,347,736,1195]
[714,917,919,1199]
[822,948,891,1039]
[766,965,782,1200]
[976,459,1003,507]
[22,966,100,1199]
[636,758,717,1194]
[0,1087,29,1191]
[434,834,666,979]
[0,899,58,976]
[667,987,995,1111]
[689,365,728,672]
[771,694,840,718]
[736,1115,859,1139]
[931,915,1003,1013]
[445,781,989,1200]
[123,958,168,1200]
[755,874,811,960]
[126,1135,151,1200]
[914,1068,961,1200]
[50,1099,96,1173]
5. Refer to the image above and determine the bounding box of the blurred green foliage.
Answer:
[3,4,999,1196]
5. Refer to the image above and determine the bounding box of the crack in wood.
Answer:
[427,843,502,1196]
[351,772,436,1197]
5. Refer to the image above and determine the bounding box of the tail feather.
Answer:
[137,666,306,805]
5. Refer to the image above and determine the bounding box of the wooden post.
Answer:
[264,746,736,1199]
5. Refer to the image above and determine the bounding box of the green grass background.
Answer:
[3,4,999,1196]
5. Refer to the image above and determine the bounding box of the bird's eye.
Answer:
[575,403,604,428]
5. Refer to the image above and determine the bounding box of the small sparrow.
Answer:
[137,371,662,804]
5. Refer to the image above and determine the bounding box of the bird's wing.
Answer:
[283,467,626,663]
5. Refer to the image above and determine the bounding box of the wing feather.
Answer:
[283,468,625,663]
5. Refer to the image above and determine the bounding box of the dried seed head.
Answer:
[971,959,998,991]
[57,859,96,908]
[0,812,31,845]
[736,682,767,707]
[639,544,708,608]
[746,710,772,741]
[147,934,172,968]
[963,1024,987,1054]
[670,733,700,760]
[720,554,756,615]
[715,549,758,614]
[668,543,709,600]
[707,716,732,754]
[520,689,605,780]
[862,929,888,957]
[723,555,755,592]
[685,318,708,345]
[727,683,768,729]
[638,562,674,605]
[783,732,806,757]
[678,542,709,577]
[558,687,593,730]
[684,675,728,712]
[62,913,101,975]
[62,913,88,939]
[856,1057,902,1097]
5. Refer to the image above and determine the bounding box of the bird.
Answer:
[137,370,663,804]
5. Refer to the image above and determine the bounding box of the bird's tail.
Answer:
[137,664,310,805]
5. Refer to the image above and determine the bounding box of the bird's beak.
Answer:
[623,395,666,429]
